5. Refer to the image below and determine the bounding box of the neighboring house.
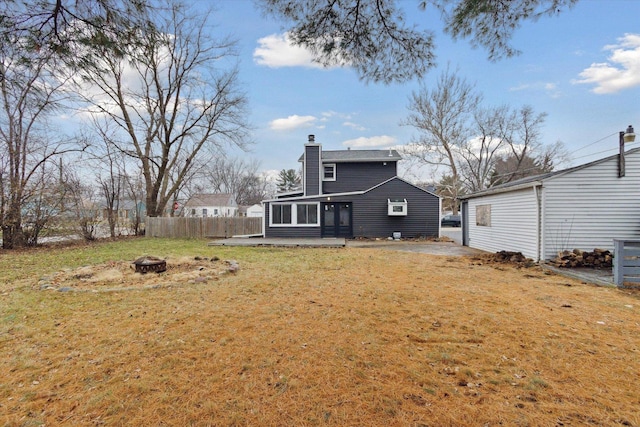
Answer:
[237,204,263,217]
[184,193,238,217]
[246,204,264,218]
[460,146,640,261]
[101,199,146,222]
[262,135,440,239]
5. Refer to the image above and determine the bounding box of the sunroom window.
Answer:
[271,202,319,226]
[272,204,292,224]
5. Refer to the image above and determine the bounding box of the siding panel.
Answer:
[542,150,640,259]
[467,188,539,259]
[325,179,439,238]
[304,145,321,196]
[323,162,397,193]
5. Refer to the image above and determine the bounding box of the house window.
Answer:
[271,204,292,225]
[191,208,196,216]
[476,204,491,226]
[388,199,408,216]
[297,203,319,224]
[323,164,336,181]
[203,208,208,217]
[271,202,319,226]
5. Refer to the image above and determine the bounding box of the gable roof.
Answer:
[298,148,402,163]
[462,146,640,199]
[323,149,402,162]
[184,193,236,207]
[263,176,438,202]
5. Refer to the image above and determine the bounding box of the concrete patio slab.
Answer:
[208,237,346,248]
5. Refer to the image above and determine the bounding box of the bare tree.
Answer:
[403,68,481,213]
[123,170,146,235]
[490,141,569,187]
[20,162,74,245]
[436,174,466,213]
[458,106,509,192]
[74,1,249,218]
[498,106,548,170]
[481,105,558,186]
[0,16,84,248]
[404,69,567,200]
[195,157,268,206]
[63,166,102,241]
[96,155,124,238]
[537,140,570,172]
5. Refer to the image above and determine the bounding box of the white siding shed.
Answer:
[466,186,540,259]
[462,147,640,261]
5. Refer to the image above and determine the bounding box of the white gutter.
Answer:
[461,180,544,199]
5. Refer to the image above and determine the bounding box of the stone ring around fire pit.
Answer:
[132,256,167,274]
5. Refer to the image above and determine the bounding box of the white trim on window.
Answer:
[270,202,320,227]
[322,164,336,181]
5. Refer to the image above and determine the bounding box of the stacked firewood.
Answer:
[551,248,613,269]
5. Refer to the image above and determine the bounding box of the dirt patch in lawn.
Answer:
[37,256,239,292]
[470,250,537,268]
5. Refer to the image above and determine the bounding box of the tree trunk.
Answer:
[107,210,117,237]
[2,199,27,248]
[2,224,26,249]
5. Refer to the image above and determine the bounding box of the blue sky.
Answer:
[212,0,640,181]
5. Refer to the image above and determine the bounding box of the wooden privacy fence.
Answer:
[145,217,262,239]
[613,239,640,287]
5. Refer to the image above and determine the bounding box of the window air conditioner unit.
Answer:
[388,198,407,216]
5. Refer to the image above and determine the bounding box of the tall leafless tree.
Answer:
[0,16,83,248]
[404,68,481,213]
[498,106,548,171]
[96,150,124,238]
[458,106,510,192]
[405,70,568,205]
[74,1,249,218]
[194,157,269,206]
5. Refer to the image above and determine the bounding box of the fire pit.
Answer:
[132,256,167,274]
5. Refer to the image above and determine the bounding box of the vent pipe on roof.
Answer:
[308,134,315,143]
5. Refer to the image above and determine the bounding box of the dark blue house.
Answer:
[262,135,440,239]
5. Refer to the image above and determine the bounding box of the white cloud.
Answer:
[342,135,397,148]
[343,121,366,131]
[254,33,324,69]
[269,114,317,131]
[509,81,561,98]
[573,33,640,94]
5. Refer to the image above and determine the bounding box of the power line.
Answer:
[571,131,617,154]
[571,140,638,163]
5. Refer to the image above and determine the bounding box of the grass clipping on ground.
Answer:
[1,241,639,426]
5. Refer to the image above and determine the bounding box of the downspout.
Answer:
[534,184,542,262]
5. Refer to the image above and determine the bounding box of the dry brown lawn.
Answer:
[1,239,639,426]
